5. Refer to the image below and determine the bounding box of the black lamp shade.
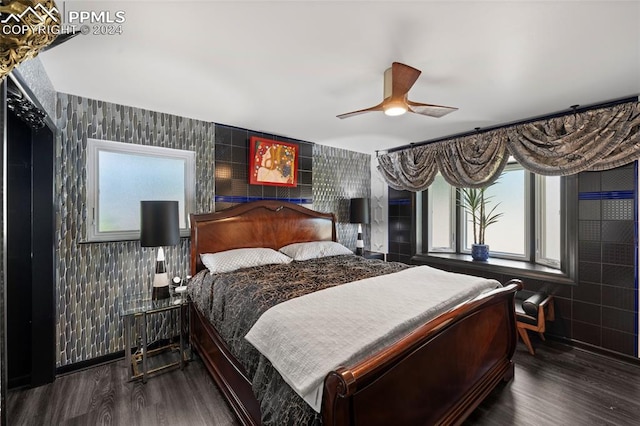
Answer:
[140,201,180,247]
[349,198,370,224]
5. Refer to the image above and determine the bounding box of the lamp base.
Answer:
[151,248,170,300]
[355,223,364,256]
[152,285,170,300]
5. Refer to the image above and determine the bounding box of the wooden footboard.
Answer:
[190,280,521,426]
[190,304,261,425]
[323,280,521,426]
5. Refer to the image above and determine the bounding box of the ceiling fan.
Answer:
[337,62,458,119]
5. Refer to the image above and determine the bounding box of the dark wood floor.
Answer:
[465,340,640,425]
[7,339,640,425]
[7,354,239,426]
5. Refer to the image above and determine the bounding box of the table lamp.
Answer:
[140,201,180,299]
[350,198,370,256]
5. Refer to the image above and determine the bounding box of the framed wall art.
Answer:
[249,136,298,187]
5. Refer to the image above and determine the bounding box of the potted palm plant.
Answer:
[459,184,503,261]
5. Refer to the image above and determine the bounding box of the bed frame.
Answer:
[189,200,521,425]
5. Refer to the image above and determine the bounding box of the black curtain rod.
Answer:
[386,95,639,154]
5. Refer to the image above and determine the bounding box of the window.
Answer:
[427,174,456,252]
[427,161,564,270]
[86,139,195,242]
[536,175,561,268]
[461,164,530,259]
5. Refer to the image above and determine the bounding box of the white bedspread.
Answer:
[244,265,500,412]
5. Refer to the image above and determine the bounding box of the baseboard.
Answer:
[55,337,182,376]
[55,350,125,376]
[547,335,640,366]
[8,374,31,390]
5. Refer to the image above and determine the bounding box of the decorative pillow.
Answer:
[279,241,354,261]
[201,248,292,274]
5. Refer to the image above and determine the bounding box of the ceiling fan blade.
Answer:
[407,100,458,118]
[337,102,385,119]
[390,62,421,99]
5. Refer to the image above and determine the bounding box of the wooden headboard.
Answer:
[190,200,337,274]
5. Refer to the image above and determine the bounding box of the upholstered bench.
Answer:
[515,290,554,355]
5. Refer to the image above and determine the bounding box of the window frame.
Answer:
[424,164,577,282]
[458,163,531,261]
[535,174,562,268]
[427,174,457,253]
[86,138,196,243]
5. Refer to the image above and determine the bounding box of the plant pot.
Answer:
[471,244,490,261]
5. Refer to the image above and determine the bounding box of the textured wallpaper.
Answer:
[55,94,215,366]
[13,58,56,120]
[312,144,371,250]
[371,158,389,253]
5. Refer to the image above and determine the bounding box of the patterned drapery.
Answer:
[377,101,640,191]
[377,145,438,192]
[436,129,510,188]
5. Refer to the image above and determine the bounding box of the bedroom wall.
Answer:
[13,60,56,121]
[371,159,389,254]
[312,144,370,250]
[564,164,637,356]
[54,94,215,366]
[213,124,314,210]
[214,124,372,251]
[387,188,414,263]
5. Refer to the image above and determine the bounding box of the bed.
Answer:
[188,200,521,425]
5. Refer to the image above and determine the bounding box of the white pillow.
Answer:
[201,248,292,274]
[279,241,354,261]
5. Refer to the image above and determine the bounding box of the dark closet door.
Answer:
[7,112,33,388]
[6,109,55,388]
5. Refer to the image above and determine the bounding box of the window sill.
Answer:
[412,253,576,285]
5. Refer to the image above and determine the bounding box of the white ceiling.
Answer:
[38,0,640,154]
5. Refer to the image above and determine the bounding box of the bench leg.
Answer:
[517,326,535,355]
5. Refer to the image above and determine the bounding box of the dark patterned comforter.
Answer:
[187,254,411,425]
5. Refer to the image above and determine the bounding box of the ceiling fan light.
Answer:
[384,104,408,116]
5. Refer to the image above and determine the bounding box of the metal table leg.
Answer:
[142,311,148,383]
[179,303,185,369]
[124,314,132,379]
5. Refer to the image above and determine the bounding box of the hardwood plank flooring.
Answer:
[7,340,640,425]
[7,356,239,426]
[465,340,640,426]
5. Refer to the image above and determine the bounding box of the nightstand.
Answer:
[363,251,385,260]
[121,293,190,382]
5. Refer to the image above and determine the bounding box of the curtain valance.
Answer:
[377,101,640,191]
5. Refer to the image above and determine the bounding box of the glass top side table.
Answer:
[121,293,189,382]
